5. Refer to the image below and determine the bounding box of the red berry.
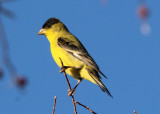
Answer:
[16,76,27,88]
[137,5,149,19]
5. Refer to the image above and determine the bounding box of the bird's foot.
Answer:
[59,66,71,73]
[68,89,75,96]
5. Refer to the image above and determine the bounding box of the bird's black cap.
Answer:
[42,18,60,29]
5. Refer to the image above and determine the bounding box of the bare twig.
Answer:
[59,57,97,114]
[52,96,57,114]
[75,101,97,114]
[59,57,77,114]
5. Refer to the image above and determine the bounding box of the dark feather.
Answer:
[57,37,107,79]
[86,68,113,97]
[42,18,60,29]
[42,18,69,31]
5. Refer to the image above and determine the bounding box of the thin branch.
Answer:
[52,96,57,114]
[59,57,97,114]
[0,0,16,77]
[59,57,77,114]
[0,1,27,89]
[75,101,97,114]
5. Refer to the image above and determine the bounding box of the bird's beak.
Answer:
[38,28,46,35]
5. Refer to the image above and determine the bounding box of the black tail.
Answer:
[97,81,113,98]
[87,69,113,98]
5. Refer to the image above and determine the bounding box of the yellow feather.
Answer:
[45,27,95,83]
[38,18,112,97]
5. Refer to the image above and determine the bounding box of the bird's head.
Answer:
[38,18,68,36]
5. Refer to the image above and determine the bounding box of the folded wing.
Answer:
[57,37,107,79]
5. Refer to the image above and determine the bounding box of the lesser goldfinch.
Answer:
[38,18,112,97]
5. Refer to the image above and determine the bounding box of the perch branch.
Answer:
[59,57,97,114]
[59,57,77,114]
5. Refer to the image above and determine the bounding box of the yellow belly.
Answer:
[50,45,84,79]
[50,44,97,84]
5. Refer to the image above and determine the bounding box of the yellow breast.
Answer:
[50,42,84,79]
[46,29,84,79]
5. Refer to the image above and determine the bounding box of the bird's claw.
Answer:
[68,89,75,96]
[59,66,71,73]
[59,67,65,73]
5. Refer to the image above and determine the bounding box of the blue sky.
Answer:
[1,0,160,114]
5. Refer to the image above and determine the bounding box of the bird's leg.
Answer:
[68,80,82,96]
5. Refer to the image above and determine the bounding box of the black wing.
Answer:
[57,37,107,78]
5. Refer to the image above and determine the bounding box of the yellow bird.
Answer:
[38,18,112,97]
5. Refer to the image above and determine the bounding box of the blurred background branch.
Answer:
[0,0,27,89]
